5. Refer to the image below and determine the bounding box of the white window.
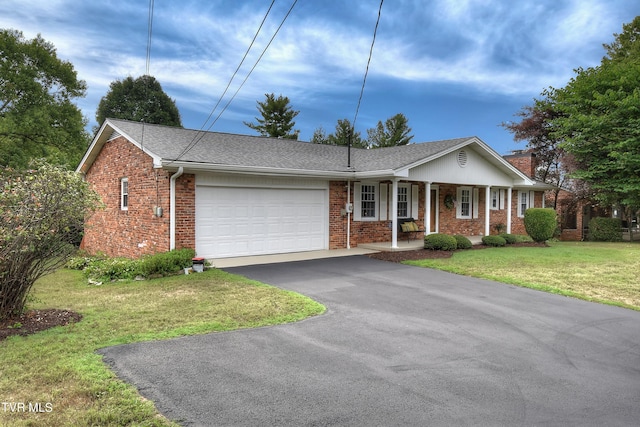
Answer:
[120,178,129,210]
[397,186,409,218]
[491,189,499,210]
[517,190,534,217]
[457,186,472,219]
[354,183,378,221]
[491,189,504,210]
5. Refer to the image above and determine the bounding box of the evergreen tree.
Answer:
[244,93,299,139]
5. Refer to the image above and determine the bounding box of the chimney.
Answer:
[504,150,537,179]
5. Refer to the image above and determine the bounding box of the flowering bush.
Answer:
[0,160,101,320]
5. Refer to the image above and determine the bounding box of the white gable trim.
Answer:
[77,119,163,174]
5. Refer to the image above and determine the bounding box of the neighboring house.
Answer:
[77,119,550,260]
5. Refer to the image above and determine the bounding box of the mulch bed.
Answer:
[0,309,82,342]
[367,241,547,263]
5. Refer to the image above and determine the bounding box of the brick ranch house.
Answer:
[77,119,552,260]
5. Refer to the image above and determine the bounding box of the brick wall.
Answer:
[81,136,195,258]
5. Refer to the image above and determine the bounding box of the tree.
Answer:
[310,126,329,144]
[550,17,640,210]
[326,119,367,148]
[366,113,414,148]
[244,93,299,139]
[0,29,89,169]
[0,160,101,321]
[96,75,182,128]
[501,99,584,208]
[603,16,640,62]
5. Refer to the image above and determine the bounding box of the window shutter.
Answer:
[353,182,362,221]
[499,189,505,210]
[473,188,479,218]
[530,191,535,208]
[379,184,388,220]
[411,185,419,219]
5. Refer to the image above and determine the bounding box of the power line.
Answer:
[146,0,154,76]
[197,0,276,131]
[349,0,383,167]
[170,0,298,163]
[352,0,383,132]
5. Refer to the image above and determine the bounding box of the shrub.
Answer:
[138,248,196,277]
[0,161,101,320]
[83,258,141,281]
[75,248,197,281]
[482,235,506,247]
[499,233,518,244]
[453,235,472,249]
[513,234,534,243]
[524,208,557,242]
[424,233,457,251]
[588,218,623,242]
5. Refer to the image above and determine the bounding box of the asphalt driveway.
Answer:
[99,256,640,426]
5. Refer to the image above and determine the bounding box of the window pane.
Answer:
[461,189,470,217]
[398,187,408,217]
[361,185,376,218]
[520,192,528,213]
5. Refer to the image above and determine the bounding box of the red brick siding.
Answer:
[327,182,546,247]
[329,181,348,249]
[81,136,195,258]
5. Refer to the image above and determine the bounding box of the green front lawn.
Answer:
[0,268,325,426]
[406,241,640,310]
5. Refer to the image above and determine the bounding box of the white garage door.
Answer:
[196,185,328,258]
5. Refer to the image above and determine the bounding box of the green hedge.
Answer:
[424,233,457,251]
[499,233,518,244]
[524,208,557,242]
[588,218,623,242]
[453,235,472,249]
[482,235,506,247]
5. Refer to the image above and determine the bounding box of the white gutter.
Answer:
[170,167,184,250]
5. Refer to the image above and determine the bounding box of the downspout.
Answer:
[170,167,184,250]
[347,181,351,249]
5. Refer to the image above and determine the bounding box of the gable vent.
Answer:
[108,130,122,141]
[457,150,468,167]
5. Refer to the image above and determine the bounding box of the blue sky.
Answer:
[1,0,638,154]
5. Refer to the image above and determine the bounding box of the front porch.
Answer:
[359,235,484,252]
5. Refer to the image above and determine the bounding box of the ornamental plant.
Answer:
[0,161,101,320]
[587,217,623,242]
[424,233,457,251]
[524,208,557,242]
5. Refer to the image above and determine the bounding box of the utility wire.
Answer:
[197,0,276,131]
[352,0,383,132]
[146,0,154,76]
[171,0,298,163]
[348,0,383,167]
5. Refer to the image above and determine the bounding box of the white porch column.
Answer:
[391,179,399,249]
[485,186,491,236]
[507,187,513,233]
[425,181,431,234]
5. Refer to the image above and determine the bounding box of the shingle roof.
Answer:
[106,118,471,173]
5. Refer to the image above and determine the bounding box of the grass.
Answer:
[406,241,640,310]
[0,268,325,426]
